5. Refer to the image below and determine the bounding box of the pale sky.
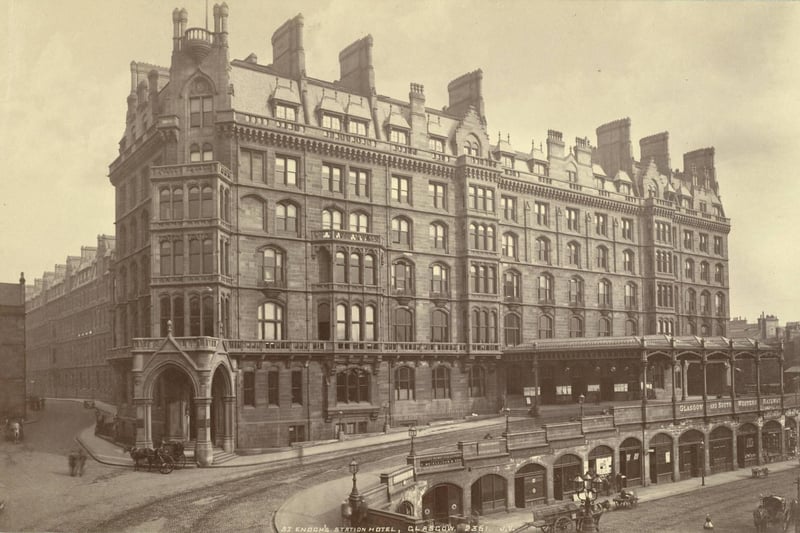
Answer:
[1,0,798,322]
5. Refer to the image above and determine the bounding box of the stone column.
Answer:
[195,397,214,466]
[731,424,739,470]
[702,432,710,477]
[642,445,650,487]
[223,395,236,453]
[756,423,763,466]
[546,463,555,504]
[134,397,153,449]
[672,436,680,482]
[780,418,787,459]
[681,360,688,401]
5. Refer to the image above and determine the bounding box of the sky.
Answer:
[0,0,798,322]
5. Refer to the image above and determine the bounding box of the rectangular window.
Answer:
[468,185,494,212]
[347,120,367,136]
[349,169,370,198]
[429,182,446,210]
[243,371,255,407]
[714,236,723,255]
[190,96,213,128]
[684,230,693,250]
[535,202,549,226]
[501,195,517,222]
[275,155,297,186]
[699,233,709,252]
[291,370,303,405]
[391,175,411,204]
[621,218,633,240]
[566,208,580,231]
[567,170,577,182]
[267,370,279,406]
[501,154,514,168]
[390,129,409,145]
[322,114,342,130]
[428,137,445,152]
[533,162,548,176]
[595,213,608,236]
[275,103,297,121]
[322,164,343,193]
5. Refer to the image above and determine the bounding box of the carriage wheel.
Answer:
[554,516,575,532]
[175,453,187,470]
[159,456,175,474]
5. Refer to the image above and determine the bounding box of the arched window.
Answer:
[504,270,521,299]
[625,282,638,309]
[567,241,581,267]
[189,238,202,274]
[685,259,695,280]
[569,316,584,338]
[598,317,611,337]
[504,313,521,346]
[188,186,200,218]
[392,260,414,292]
[336,369,370,403]
[395,366,415,400]
[623,250,635,273]
[432,366,451,399]
[715,293,726,316]
[463,134,480,157]
[569,276,584,305]
[350,304,362,340]
[159,295,171,336]
[700,291,711,315]
[472,309,497,343]
[200,186,214,218]
[317,303,330,340]
[430,263,450,294]
[350,253,362,284]
[159,188,171,220]
[190,143,201,162]
[598,279,612,306]
[263,248,285,284]
[714,263,724,284]
[701,323,710,336]
[700,261,710,282]
[392,217,411,245]
[393,308,413,341]
[365,305,376,341]
[202,238,213,273]
[468,367,486,397]
[596,246,609,270]
[625,319,638,336]
[160,241,172,275]
[336,303,348,339]
[276,202,298,233]
[536,237,551,263]
[687,289,697,313]
[322,208,343,230]
[349,212,369,233]
[334,251,347,283]
[364,254,376,285]
[173,188,184,219]
[258,302,283,340]
[430,222,447,251]
[431,309,449,342]
[202,143,213,162]
[503,233,518,259]
[538,274,553,302]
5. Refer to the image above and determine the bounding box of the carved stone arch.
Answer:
[181,70,218,97]
[142,360,201,399]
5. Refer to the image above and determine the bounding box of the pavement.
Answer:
[62,395,797,532]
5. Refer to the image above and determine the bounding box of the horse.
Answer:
[753,505,768,533]
[124,446,155,472]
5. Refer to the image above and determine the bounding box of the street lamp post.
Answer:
[578,394,585,421]
[408,425,417,456]
[348,459,360,527]
[699,441,705,487]
[573,471,601,533]
[503,407,511,436]
[338,410,344,440]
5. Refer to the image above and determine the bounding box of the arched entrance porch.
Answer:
[649,433,673,484]
[422,483,463,525]
[678,429,704,480]
[471,474,507,515]
[515,463,547,508]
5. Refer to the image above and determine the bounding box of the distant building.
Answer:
[0,275,27,419]
[25,236,116,405]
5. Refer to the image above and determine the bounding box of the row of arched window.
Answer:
[684,259,725,284]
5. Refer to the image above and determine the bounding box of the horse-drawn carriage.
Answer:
[753,494,797,532]
[125,440,188,474]
[512,499,609,532]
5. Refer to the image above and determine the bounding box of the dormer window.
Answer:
[390,128,409,145]
[699,201,707,213]
[501,155,514,168]
[619,182,631,195]
[567,170,577,183]
[594,177,604,189]
[429,137,445,153]
[348,119,367,136]
[275,103,297,122]
[532,162,548,176]
[322,113,342,131]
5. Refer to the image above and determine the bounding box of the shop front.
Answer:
[649,432,673,484]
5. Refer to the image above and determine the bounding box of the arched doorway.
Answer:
[763,420,782,460]
[471,474,507,514]
[210,366,229,447]
[588,445,614,477]
[709,426,733,473]
[553,454,582,500]
[422,483,462,525]
[151,365,195,446]
[678,429,704,480]
[649,433,673,484]
[514,463,546,508]
[737,423,758,467]
[619,437,643,486]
